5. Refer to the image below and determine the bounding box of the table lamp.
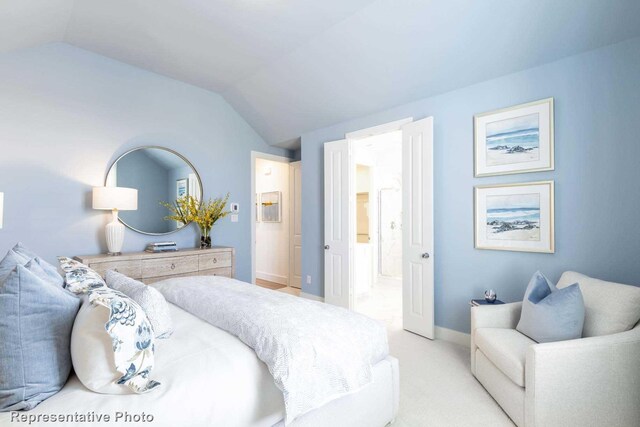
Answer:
[93,187,138,255]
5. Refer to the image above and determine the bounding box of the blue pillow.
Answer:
[0,243,63,287]
[516,271,585,343]
[0,260,80,411]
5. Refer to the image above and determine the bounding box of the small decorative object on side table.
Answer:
[484,289,497,303]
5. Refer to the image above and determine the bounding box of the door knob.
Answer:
[421,252,430,259]
[324,245,330,250]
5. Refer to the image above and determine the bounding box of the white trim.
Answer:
[435,326,470,348]
[256,271,288,286]
[250,151,292,285]
[346,117,413,140]
[301,292,325,302]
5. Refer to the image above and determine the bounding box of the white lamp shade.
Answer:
[92,187,138,211]
[0,192,4,229]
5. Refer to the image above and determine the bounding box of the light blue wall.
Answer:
[301,37,640,333]
[0,43,288,282]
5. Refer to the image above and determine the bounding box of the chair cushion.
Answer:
[475,328,536,387]
[557,271,640,337]
[516,271,585,343]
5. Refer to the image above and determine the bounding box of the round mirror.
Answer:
[106,147,203,235]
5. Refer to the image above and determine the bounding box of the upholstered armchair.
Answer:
[470,271,640,427]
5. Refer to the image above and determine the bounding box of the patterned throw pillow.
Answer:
[58,257,160,394]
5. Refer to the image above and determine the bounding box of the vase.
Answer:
[200,227,212,249]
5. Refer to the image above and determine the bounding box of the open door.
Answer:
[324,139,352,308]
[402,117,434,339]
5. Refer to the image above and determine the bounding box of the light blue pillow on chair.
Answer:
[516,271,585,343]
[0,258,80,411]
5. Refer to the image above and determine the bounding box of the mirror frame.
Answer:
[105,146,204,236]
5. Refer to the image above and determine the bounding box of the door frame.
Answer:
[289,161,303,289]
[250,151,292,285]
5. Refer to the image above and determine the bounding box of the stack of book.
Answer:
[145,242,178,253]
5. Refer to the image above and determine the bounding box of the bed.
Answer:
[1,302,399,427]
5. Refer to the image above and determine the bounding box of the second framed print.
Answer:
[474,98,554,177]
[474,181,554,253]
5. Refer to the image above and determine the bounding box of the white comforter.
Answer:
[152,276,389,425]
[0,304,286,427]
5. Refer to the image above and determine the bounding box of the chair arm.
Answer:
[470,302,522,374]
[525,326,640,427]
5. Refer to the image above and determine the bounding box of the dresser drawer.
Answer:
[198,251,232,270]
[198,267,233,278]
[89,260,142,279]
[142,255,199,279]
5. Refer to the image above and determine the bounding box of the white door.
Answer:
[402,117,434,339]
[324,139,352,308]
[289,161,302,289]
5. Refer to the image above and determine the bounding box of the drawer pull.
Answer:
[212,258,218,264]
[170,263,176,270]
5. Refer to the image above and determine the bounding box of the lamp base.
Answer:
[105,210,125,255]
[107,252,122,256]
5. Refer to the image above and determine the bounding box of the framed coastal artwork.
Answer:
[176,178,188,198]
[474,181,554,253]
[474,98,554,177]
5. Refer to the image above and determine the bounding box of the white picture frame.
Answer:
[261,191,281,223]
[474,98,554,177]
[474,181,554,253]
[176,178,188,198]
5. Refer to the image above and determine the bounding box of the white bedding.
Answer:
[153,276,390,425]
[0,304,286,427]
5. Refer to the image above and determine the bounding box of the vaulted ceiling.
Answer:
[2,0,640,149]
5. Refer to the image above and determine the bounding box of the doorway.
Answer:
[323,117,434,339]
[352,131,403,326]
[251,152,301,296]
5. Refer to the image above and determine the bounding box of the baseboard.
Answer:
[300,292,324,302]
[435,326,470,348]
[256,271,288,285]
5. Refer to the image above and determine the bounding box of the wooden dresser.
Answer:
[75,246,235,284]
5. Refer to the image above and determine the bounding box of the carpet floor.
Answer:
[356,279,514,427]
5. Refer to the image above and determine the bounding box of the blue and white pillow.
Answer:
[516,271,585,343]
[58,257,160,394]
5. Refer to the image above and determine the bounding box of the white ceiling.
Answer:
[2,0,640,149]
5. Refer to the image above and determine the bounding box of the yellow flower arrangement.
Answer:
[161,193,230,247]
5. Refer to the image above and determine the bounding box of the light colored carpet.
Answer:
[355,278,514,427]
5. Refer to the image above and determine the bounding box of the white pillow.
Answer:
[71,297,128,394]
[70,294,160,394]
[106,270,173,339]
[60,257,160,395]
